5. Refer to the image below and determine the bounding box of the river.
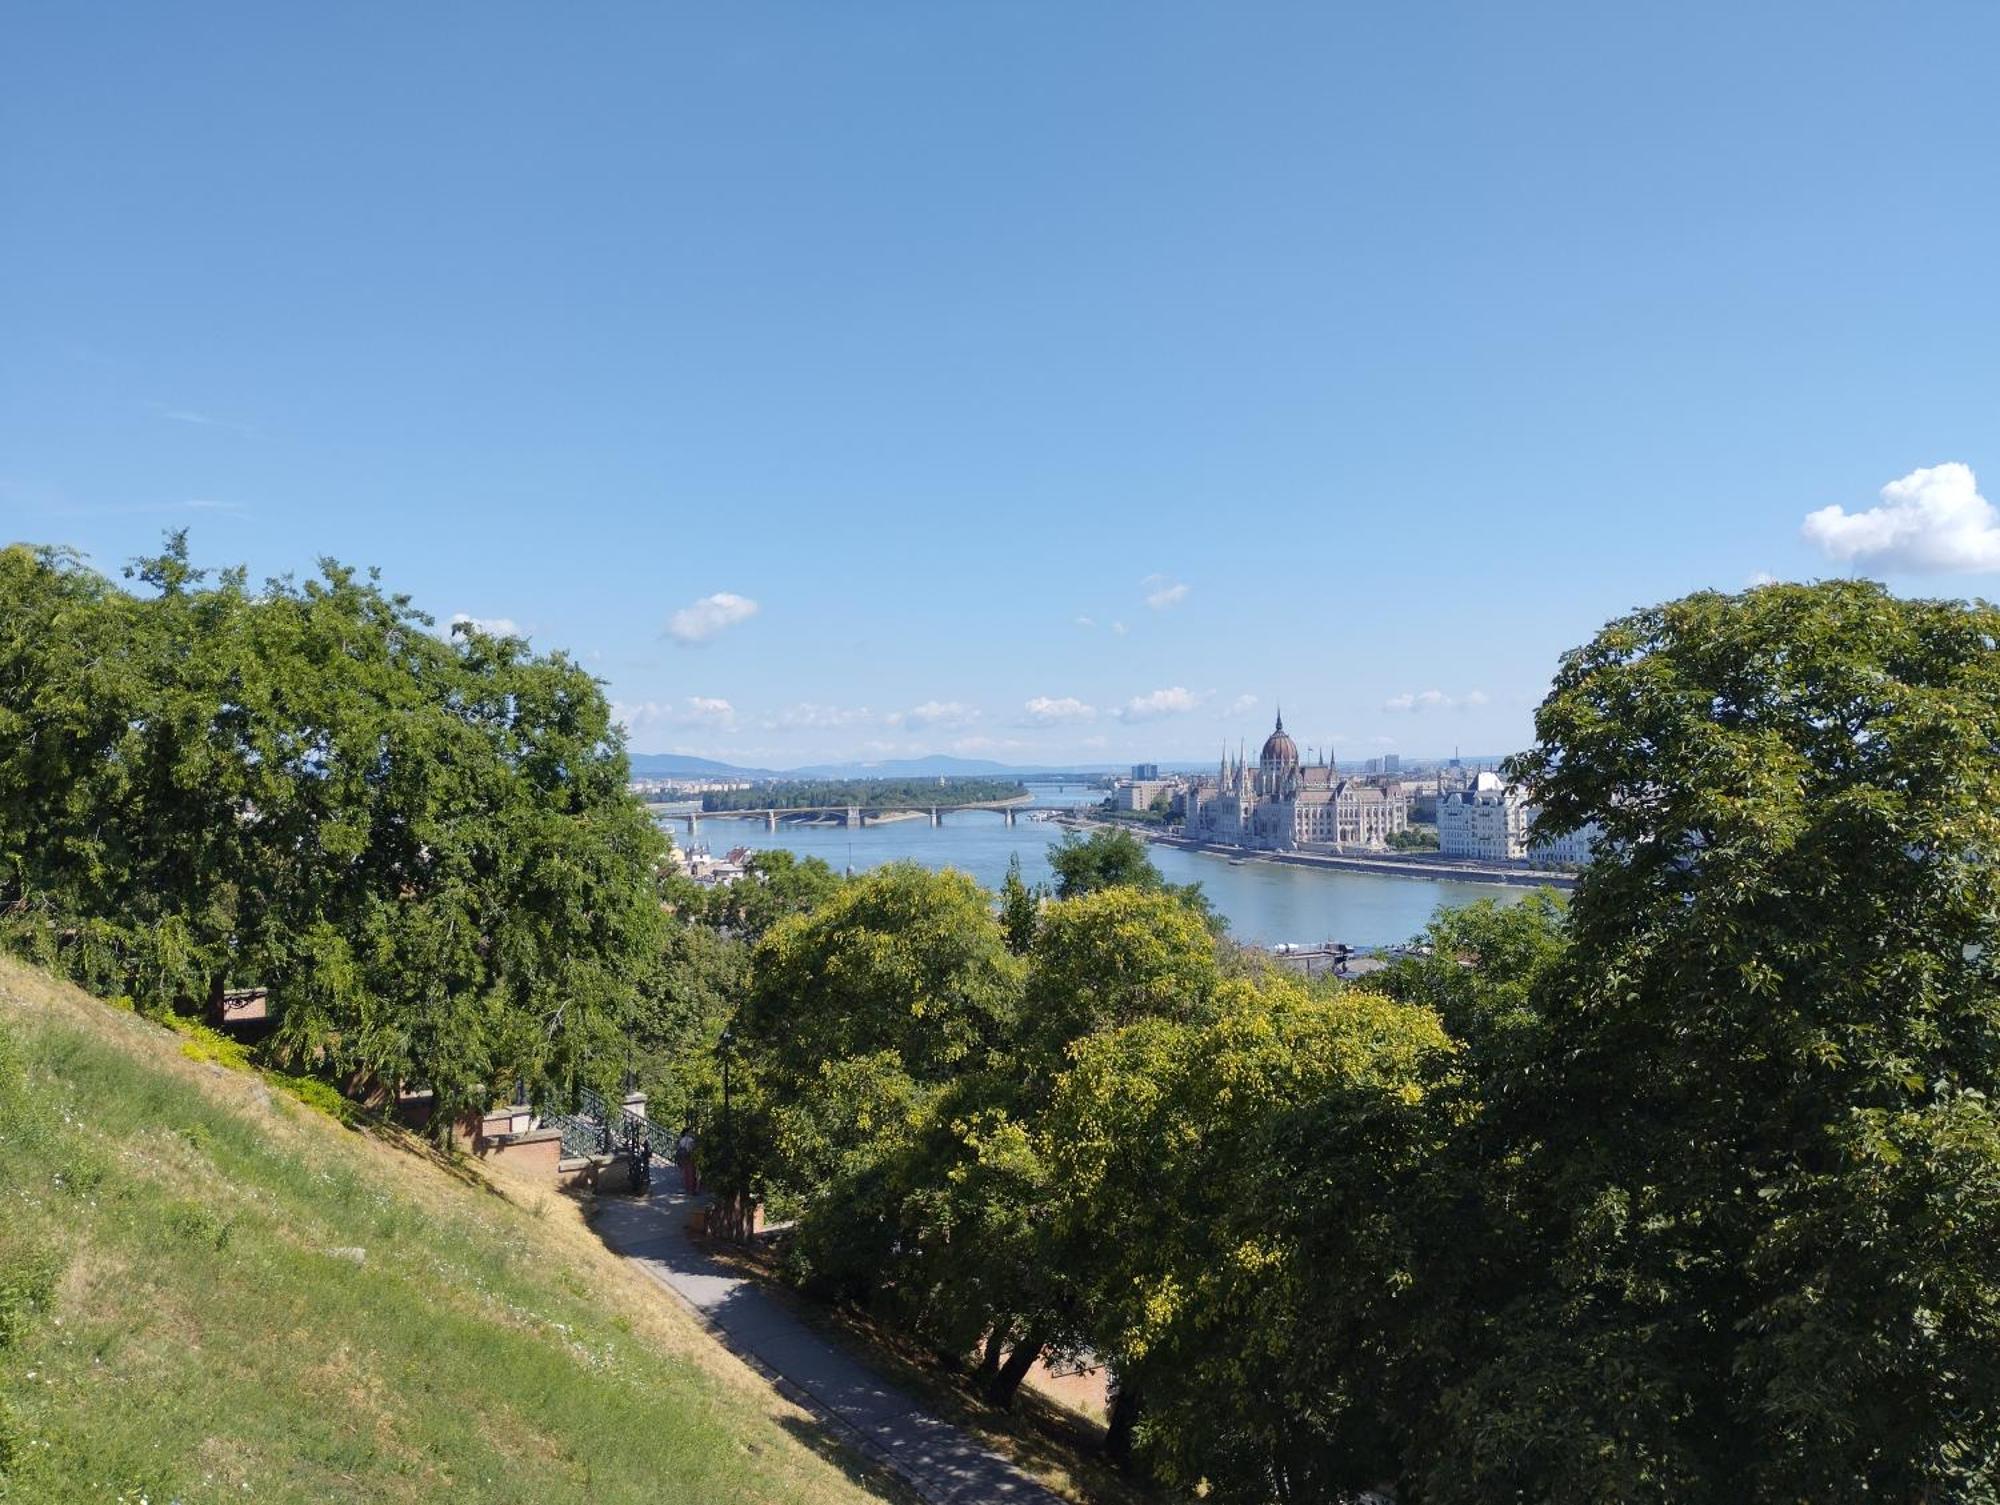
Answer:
[666,784,1526,949]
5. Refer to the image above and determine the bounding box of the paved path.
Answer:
[592,1187,1065,1505]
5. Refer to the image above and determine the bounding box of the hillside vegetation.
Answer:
[0,955,896,1505]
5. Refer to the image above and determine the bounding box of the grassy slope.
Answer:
[0,956,900,1505]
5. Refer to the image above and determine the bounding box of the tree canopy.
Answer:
[1047,826,1222,931]
[717,580,2000,1502]
[0,537,669,1122]
[14,542,1999,1499]
[1447,579,2000,1502]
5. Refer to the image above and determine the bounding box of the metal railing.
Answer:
[540,1086,653,1193]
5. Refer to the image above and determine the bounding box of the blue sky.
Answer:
[6,3,1998,768]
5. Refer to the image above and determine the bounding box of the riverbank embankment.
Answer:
[1056,816,1579,891]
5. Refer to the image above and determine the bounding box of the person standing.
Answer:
[674,1126,699,1195]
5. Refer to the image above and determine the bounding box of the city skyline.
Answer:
[7,5,1999,765]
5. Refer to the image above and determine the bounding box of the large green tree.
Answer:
[1425,580,2000,1503]
[1041,973,1455,1499]
[0,537,669,1125]
[1047,826,1222,931]
[734,862,1023,1214]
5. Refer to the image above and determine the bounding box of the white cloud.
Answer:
[1383,688,1487,713]
[1224,693,1259,716]
[1023,695,1095,724]
[1747,570,1779,587]
[1074,614,1097,629]
[185,498,247,513]
[450,612,523,639]
[1114,686,1205,721]
[613,697,738,735]
[1142,573,1190,610]
[1111,620,1129,637]
[150,402,259,436]
[683,696,736,727]
[666,591,760,644]
[766,702,873,731]
[950,734,1027,756]
[887,700,979,729]
[1802,463,2000,573]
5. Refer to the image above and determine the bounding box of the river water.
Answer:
[667,785,1523,949]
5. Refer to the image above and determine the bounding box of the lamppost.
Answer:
[718,1026,736,1193]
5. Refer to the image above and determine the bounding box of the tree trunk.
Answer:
[1105,1377,1141,1468]
[976,1324,1006,1383]
[984,1329,1044,1410]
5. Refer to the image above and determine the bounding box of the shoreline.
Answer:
[1056,815,1579,891]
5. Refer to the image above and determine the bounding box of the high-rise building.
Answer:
[1130,763,1159,780]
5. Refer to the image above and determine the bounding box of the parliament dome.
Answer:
[1259,711,1299,772]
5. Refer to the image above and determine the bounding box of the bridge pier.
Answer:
[1004,807,1016,827]
[684,813,699,835]
[845,805,861,828]
[930,807,941,827]
[765,811,777,832]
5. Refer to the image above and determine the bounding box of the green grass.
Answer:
[0,958,900,1504]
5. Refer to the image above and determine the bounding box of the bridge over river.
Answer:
[647,792,1059,833]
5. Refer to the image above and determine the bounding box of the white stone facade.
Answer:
[1439,770,1603,865]
[1437,771,1530,859]
[1184,712,1410,852]
[1527,818,1603,867]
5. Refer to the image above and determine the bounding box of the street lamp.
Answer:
[718,1027,736,1192]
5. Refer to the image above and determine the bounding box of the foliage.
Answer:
[629,918,749,1132]
[1042,976,1456,1500]
[687,849,844,942]
[1434,579,2000,1502]
[997,854,1040,955]
[167,1013,256,1072]
[0,537,670,1127]
[1047,828,1155,898]
[694,777,1025,812]
[734,862,1023,1204]
[1385,825,1440,851]
[721,580,2000,1503]
[1047,827,1223,932]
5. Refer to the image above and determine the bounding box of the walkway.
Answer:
[591,1187,1066,1505]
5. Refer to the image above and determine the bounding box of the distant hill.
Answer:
[626,752,779,779]
[787,754,1040,778]
[624,751,1509,782]
[627,751,1126,780]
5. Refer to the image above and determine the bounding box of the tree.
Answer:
[737,861,1023,1203]
[696,849,843,941]
[997,853,1040,955]
[1048,828,1157,898]
[1047,827,1222,932]
[1018,886,1220,1080]
[1420,580,2000,1502]
[630,917,749,1132]
[889,886,1228,1408]
[0,538,670,1127]
[1040,974,1456,1499]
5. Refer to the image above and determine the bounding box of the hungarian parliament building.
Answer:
[1184,711,1410,852]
